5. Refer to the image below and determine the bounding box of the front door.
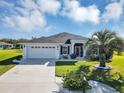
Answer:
[75,46,80,57]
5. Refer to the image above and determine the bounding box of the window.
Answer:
[38,46,40,48]
[53,46,55,48]
[31,46,34,48]
[62,46,68,54]
[42,46,44,48]
[35,46,37,48]
[45,46,48,48]
[49,46,51,48]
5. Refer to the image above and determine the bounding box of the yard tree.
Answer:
[86,29,123,67]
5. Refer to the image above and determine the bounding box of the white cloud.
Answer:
[37,0,61,15]
[44,25,56,32]
[0,0,14,7]
[15,16,33,31]
[3,10,46,32]
[1,0,61,32]
[120,0,124,6]
[102,2,123,22]
[15,7,29,16]
[30,10,46,28]
[3,16,15,27]
[19,0,38,10]
[112,23,124,38]
[62,0,100,24]
[1,0,124,31]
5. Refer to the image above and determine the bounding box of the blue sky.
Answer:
[0,0,124,39]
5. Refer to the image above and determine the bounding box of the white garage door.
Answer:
[27,46,57,58]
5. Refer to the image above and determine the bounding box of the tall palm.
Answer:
[86,30,123,67]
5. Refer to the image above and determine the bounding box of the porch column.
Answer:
[83,44,87,57]
[56,45,60,59]
[71,43,74,54]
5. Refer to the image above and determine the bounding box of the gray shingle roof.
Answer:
[21,32,88,43]
[22,37,57,43]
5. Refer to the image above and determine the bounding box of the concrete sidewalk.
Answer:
[0,59,59,93]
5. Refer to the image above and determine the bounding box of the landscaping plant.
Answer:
[70,54,77,59]
[86,30,124,67]
[63,66,91,93]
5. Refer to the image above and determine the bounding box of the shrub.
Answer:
[85,54,99,61]
[16,55,22,60]
[85,46,99,61]
[63,55,68,59]
[78,65,90,75]
[70,54,77,59]
[63,66,91,92]
[14,44,22,49]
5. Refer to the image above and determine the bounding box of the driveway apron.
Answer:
[0,59,59,93]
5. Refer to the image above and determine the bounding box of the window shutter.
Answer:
[60,46,63,54]
[68,46,70,54]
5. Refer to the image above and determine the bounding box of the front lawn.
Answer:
[0,49,22,61]
[0,49,22,75]
[55,54,124,92]
[56,54,124,77]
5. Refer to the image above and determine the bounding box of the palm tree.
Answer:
[86,30,123,67]
[110,37,124,55]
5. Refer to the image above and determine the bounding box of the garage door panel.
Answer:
[27,46,57,58]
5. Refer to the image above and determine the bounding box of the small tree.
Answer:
[86,30,123,67]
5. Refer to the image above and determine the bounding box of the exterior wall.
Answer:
[23,45,28,59]
[56,45,60,59]
[22,40,88,59]
[9,45,13,48]
[22,43,60,59]
[59,40,87,58]
[59,44,71,58]
[69,42,73,54]
[71,40,87,57]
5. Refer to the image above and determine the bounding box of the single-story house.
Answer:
[0,42,13,49]
[21,32,88,59]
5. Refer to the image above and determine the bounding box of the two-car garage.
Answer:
[23,45,59,59]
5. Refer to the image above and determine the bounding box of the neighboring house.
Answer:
[0,42,13,49]
[21,32,88,59]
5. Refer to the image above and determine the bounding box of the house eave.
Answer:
[20,43,63,45]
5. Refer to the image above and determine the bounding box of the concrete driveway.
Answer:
[0,59,59,93]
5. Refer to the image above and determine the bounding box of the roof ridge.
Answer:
[21,32,88,43]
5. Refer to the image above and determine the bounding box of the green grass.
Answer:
[55,55,124,77]
[56,61,98,77]
[0,49,22,75]
[55,54,124,92]
[0,49,22,61]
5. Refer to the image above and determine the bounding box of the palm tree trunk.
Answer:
[99,46,106,67]
[83,88,85,93]
[100,61,106,67]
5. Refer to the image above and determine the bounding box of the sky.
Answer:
[0,0,124,39]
